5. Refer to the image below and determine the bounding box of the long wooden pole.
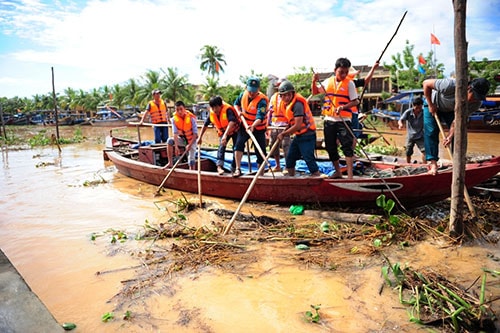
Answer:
[223,139,281,235]
[155,149,188,196]
[51,67,60,141]
[433,113,476,217]
[239,115,272,170]
[358,11,408,102]
[197,144,203,207]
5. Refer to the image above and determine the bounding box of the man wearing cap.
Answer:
[423,77,490,175]
[232,77,269,177]
[140,89,169,143]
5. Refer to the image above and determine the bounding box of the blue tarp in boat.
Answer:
[132,140,361,176]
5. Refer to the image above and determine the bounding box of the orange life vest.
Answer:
[283,93,316,135]
[268,93,288,126]
[240,91,269,131]
[148,100,168,124]
[322,77,354,119]
[173,111,197,144]
[209,102,240,137]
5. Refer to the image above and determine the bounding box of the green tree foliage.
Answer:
[199,45,226,78]
[384,40,445,92]
[286,66,314,98]
[469,58,500,94]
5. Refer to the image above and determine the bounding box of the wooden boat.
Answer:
[467,109,500,132]
[103,135,500,208]
[90,105,139,127]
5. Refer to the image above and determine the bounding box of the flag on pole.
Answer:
[418,64,426,74]
[418,54,426,65]
[430,33,441,45]
[215,61,220,74]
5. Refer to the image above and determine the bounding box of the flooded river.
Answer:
[1,125,499,332]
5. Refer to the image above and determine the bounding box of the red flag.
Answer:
[215,61,220,74]
[418,54,426,65]
[431,33,440,45]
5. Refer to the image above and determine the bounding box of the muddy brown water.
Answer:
[1,125,500,332]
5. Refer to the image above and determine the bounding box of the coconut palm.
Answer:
[122,78,141,110]
[199,76,222,101]
[199,45,226,78]
[162,67,193,104]
[138,69,165,106]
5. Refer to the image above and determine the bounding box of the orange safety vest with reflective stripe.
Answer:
[148,100,168,124]
[173,111,196,144]
[209,102,240,137]
[322,77,354,119]
[268,93,288,126]
[283,93,316,135]
[241,91,269,131]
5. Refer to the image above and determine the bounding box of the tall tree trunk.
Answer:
[450,0,468,236]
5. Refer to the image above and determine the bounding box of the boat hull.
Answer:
[104,146,500,208]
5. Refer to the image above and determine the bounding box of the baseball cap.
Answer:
[246,77,260,93]
[469,78,490,101]
[152,89,162,95]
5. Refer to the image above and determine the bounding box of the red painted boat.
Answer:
[103,135,500,209]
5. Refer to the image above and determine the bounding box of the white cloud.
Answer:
[0,0,498,98]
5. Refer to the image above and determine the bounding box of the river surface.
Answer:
[1,125,499,332]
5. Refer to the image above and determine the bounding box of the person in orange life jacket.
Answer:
[165,101,198,170]
[198,95,240,175]
[267,78,291,172]
[311,57,359,179]
[232,77,269,178]
[276,81,321,177]
[139,89,169,143]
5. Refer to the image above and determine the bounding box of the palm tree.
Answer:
[199,76,221,101]
[199,45,226,78]
[162,67,193,104]
[139,69,164,106]
[122,78,141,111]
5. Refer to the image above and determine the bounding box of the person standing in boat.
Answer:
[139,89,169,143]
[267,78,291,172]
[232,77,269,177]
[277,81,321,177]
[165,101,198,170]
[398,97,425,163]
[311,57,359,179]
[197,95,240,175]
[423,77,490,175]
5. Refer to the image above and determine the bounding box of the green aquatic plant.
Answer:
[376,194,400,227]
[101,312,114,322]
[304,304,321,323]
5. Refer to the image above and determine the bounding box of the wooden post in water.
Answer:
[51,67,60,140]
[0,104,6,139]
[449,0,469,236]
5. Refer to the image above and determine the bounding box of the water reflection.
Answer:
[0,126,499,332]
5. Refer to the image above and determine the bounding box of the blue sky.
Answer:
[0,0,499,99]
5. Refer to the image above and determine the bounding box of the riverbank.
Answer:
[0,248,64,332]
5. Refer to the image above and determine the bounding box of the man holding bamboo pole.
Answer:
[423,77,490,175]
[276,81,321,177]
[232,77,269,177]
